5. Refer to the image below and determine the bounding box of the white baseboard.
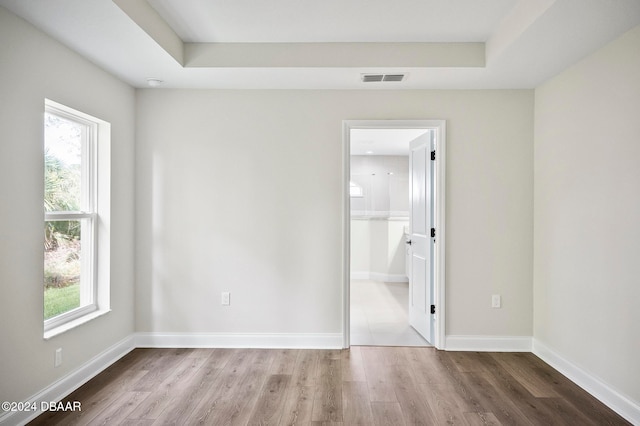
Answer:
[350,271,370,280]
[134,332,343,349]
[532,339,640,425]
[351,271,408,283]
[370,272,409,283]
[1,335,135,426]
[445,335,532,352]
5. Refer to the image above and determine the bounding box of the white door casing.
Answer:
[343,119,446,349]
[408,132,433,343]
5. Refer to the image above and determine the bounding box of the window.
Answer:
[44,99,110,336]
[349,181,364,197]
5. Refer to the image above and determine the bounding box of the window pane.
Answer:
[43,100,104,333]
[44,220,82,320]
[44,113,82,212]
[350,181,364,198]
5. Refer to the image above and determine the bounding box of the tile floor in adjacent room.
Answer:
[350,279,430,346]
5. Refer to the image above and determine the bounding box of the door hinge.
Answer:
[430,305,436,314]
[431,150,436,161]
[431,228,436,238]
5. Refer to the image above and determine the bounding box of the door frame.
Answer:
[342,120,446,349]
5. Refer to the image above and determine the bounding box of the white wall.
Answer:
[350,155,409,215]
[351,155,409,281]
[350,219,371,273]
[0,7,135,405]
[534,25,640,404]
[136,89,534,337]
[351,218,409,280]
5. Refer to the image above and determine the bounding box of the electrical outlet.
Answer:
[54,348,63,367]
[221,292,230,306]
[492,294,501,308]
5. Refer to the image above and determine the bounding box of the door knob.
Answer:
[405,240,412,245]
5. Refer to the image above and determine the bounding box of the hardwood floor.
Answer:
[29,347,629,425]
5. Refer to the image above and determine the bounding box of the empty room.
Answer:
[0,0,639,425]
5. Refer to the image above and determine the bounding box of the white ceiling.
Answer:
[147,0,516,43]
[1,0,640,90]
[351,129,429,156]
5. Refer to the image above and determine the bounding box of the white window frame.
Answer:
[349,181,364,198]
[44,99,111,337]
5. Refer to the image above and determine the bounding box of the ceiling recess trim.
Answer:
[184,42,485,68]
[112,0,486,70]
[112,0,184,65]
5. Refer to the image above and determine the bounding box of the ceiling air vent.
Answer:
[361,73,406,83]
[361,74,384,82]
[383,74,404,82]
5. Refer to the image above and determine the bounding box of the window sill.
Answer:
[44,309,111,340]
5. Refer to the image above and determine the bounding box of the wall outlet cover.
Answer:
[492,294,501,308]
[54,348,62,367]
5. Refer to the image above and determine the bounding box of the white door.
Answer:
[408,132,433,343]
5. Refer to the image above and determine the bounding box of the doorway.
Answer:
[342,120,446,349]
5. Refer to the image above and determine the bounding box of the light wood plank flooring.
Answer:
[29,347,629,425]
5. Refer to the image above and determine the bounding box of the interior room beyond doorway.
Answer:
[349,128,431,347]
